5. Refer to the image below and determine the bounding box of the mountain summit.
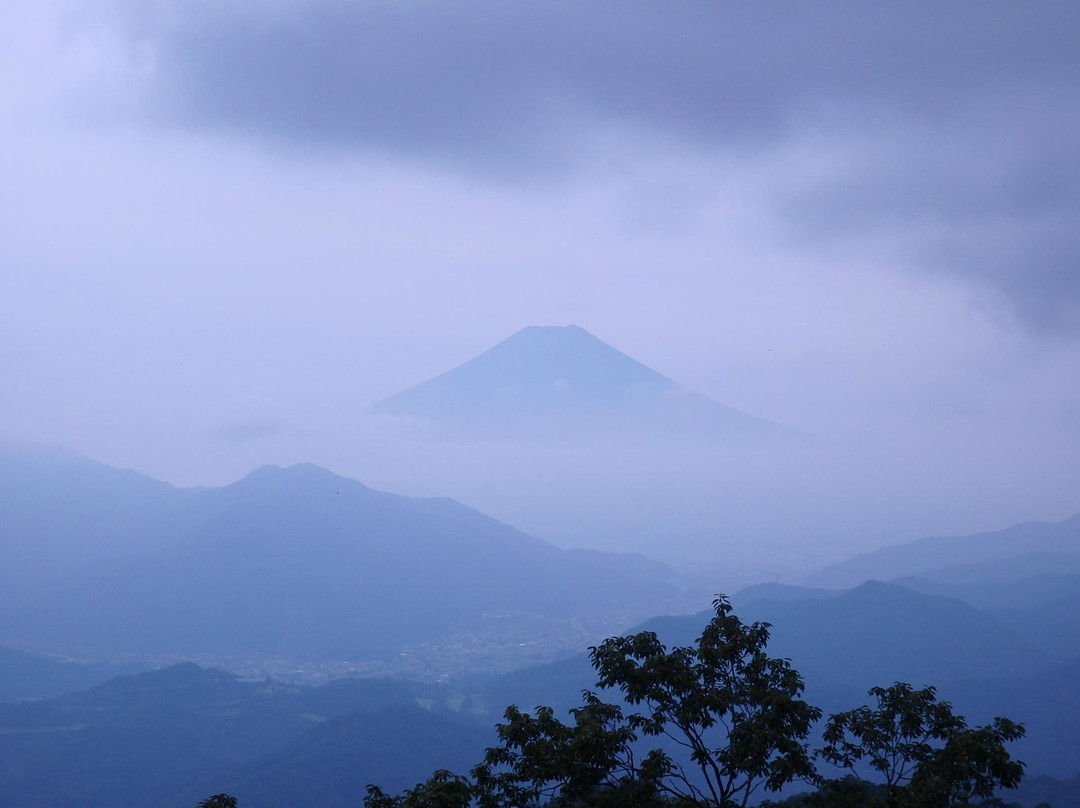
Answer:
[370,325,789,443]
[0,447,680,659]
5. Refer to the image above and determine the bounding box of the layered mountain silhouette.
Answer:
[482,579,1080,777]
[370,325,791,443]
[5,586,1079,806]
[0,662,490,808]
[0,446,681,659]
[0,443,186,611]
[485,579,1047,712]
[802,512,1080,589]
[195,703,490,807]
[0,645,139,702]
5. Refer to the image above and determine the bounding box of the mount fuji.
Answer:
[370,325,792,444]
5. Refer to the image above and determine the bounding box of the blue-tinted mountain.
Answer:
[0,662,430,808]
[731,582,840,606]
[802,512,1080,589]
[943,657,1080,779]
[996,591,1080,662]
[0,447,680,659]
[0,443,188,611]
[0,645,140,702]
[3,594,1075,805]
[481,582,1079,781]
[737,581,1048,690]
[648,582,1048,691]
[1012,771,1080,808]
[891,572,1080,611]
[370,325,790,443]
[189,704,490,808]
[483,581,1051,721]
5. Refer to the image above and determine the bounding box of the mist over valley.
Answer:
[2,326,1078,807]
[3,1,1080,804]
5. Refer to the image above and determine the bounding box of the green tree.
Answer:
[365,599,1027,808]
[367,596,821,808]
[470,695,652,807]
[818,683,1025,807]
[583,595,822,806]
[764,776,885,807]
[366,770,474,808]
[196,796,239,808]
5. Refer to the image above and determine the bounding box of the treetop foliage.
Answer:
[197,796,239,808]
[819,683,1025,807]
[220,596,1031,808]
[584,595,821,805]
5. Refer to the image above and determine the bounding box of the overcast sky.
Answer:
[3,1,1079,567]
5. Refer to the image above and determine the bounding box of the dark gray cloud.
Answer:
[110,0,1080,332]
[125,1,1080,161]
[780,105,1080,333]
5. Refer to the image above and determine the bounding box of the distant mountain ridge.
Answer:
[200,703,490,807]
[0,645,139,702]
[0,446,683,661]
[0,662,484,808]
[0,443,186,609]
[481,578,1080,778]
[802,512,1080,589]
[370,325,790,443]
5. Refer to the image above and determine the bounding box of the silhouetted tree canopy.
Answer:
[366,596,1027,808]
[197,796,238,808]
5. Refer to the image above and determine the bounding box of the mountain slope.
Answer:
[802,513,1080,589]
[0,663,421,808]
[194,705,491,808]
[635,582,1049,692]
[484,582,1052,720]
[943,657,1080,779]
[1,450,681,660]
[0,645,139,702]
[0,443,188,610]
[370,325,789,443]
[890,572,1080,611]
[739,582,1049,691]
